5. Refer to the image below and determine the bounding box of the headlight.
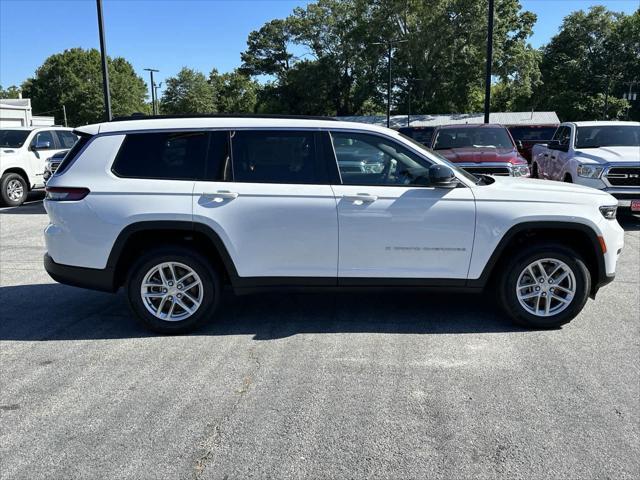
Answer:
[511,164,530,177]
[577,164,603,178]
[599,205,617,220]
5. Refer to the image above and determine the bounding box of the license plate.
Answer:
[631,200,640,212]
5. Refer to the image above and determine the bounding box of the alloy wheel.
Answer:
[6,179,24,202]
[140,261,204,321]
[516,258,576,317]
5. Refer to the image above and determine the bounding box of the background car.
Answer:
[507,124,558,163]
[397,126,436,147]
[43,149,70,183]
[429,124,530,177]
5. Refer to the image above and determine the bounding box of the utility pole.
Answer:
[373,39,407,128]
[406,78,423,127]
[483,0,495,124]
[144,68,159,115]
[623,80,636,120]
[62,104,68,127]
[154,82,163,115]
[96,0,112,121]
[603,75,611,120]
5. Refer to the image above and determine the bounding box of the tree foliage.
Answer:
[160,67,215,114]
[534,6,639,121]
[0,85,21,99]
[21,48,148,125]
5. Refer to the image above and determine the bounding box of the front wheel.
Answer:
[0,173,28,207]
[126,247,221,334]
[499,244,591,328]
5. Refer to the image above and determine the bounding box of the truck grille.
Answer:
[50,161,62,174]
[606,167,640,187]
[463,166,511,176]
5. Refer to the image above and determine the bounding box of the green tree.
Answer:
[209,69,258,113]
[160,67,215,114]
[21,48,148,125]
[241,0,540,116]
[0,85,21,99]
[534,7,639,121]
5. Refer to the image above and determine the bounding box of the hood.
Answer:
[478,175,615,207]
[574,146,640,164]
[436,147,522,164]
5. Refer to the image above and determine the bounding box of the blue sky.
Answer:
[1,0,638,97]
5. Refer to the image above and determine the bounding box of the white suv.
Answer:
[0,126,77,206]
[43,116,624,333]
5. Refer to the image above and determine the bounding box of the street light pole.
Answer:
[96,0,112,121]
[373,39,407,128]
[483,0,494,124]
[144,68,159,115]
[154,82,163,115]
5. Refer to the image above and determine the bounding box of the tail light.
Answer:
[45,187,90,201]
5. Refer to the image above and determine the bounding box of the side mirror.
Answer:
[428,164,458,189]
[33,140,51,150]
[516,140,524,149]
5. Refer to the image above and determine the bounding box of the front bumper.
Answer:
[44,253,117,292]
[603,188,640,208]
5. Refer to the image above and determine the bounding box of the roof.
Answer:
[0,126,71,131]
[76,117,399,136]
[339,111,560,128]
[569,121,640,127]
[434,123,507,129]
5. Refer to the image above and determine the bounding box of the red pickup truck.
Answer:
[507,124,558,163]
[429,124,531,177]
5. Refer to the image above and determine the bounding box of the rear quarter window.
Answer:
[54,133,92,176]
[112,131,209,180]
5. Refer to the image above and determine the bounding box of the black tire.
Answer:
[531,163,539,179]
[0,173,28,207]
[126,247,221,334]
[498,243,591,329]
[564,174,573,183]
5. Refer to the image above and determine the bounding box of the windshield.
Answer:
[397,127,435,146]
[399,133,479,184]
[575,125,640,148]
[508,126,557,142]
[0,130,30,148]
[433,127,514,149]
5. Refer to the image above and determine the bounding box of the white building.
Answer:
[0,98,55,127]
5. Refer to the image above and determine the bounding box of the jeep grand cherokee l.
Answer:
[43,115,624,333]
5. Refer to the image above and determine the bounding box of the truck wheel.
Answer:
[531,163,539,178]
[0,173,28,207]
[564,174,573,183]
[498,243,590,328]
[126,247,221,334]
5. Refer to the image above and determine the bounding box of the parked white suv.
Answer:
[531,121,640,211]
[0,126,77,206]
[44,116,624,333]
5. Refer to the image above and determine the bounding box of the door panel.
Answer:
[193,182,338,278]
[332,185,476,279]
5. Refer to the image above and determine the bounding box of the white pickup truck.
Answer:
[531,121,640,212]
[0,126,77,206]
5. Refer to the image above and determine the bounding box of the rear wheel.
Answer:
[0,173,28,207]
[126,247,221,333]
[499,243,590,328]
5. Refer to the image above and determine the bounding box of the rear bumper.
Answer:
[44,253,117,293]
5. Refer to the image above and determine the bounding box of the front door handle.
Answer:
[203,190,238,201]
[344,193,377,204]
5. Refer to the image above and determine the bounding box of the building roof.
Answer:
[569,121,640,127]
[338,111,560,128]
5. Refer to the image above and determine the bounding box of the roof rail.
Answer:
[110,113,338,122]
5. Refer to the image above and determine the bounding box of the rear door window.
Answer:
[230,130,323,184]
[112,131,209,180]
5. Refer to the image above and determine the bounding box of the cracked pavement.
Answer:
[1,198,639,479]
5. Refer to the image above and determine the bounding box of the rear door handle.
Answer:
[203,190,238,201]
[343,193,377,203]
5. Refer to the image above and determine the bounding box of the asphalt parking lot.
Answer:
[1,196,638,480]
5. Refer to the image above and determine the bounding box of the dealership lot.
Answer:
[1,198,638,479]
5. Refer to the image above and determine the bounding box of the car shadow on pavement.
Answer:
[0,283,526,341]
[0,197,46,215]
[617,212,640,231]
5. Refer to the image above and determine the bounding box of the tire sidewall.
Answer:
[126,248,220,334]
[1,173,27,207]
[500,245,590,328]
